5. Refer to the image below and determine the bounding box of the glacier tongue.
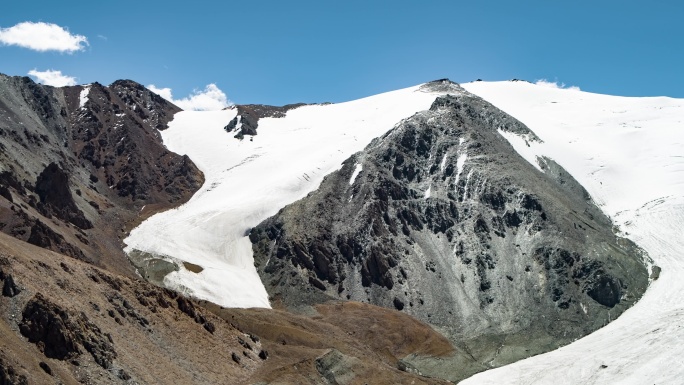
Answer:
[461,81,684,384]
[123,83,457,308]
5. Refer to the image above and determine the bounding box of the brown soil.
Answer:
[0,232,258,385]
[205,301,456,384]
[0,231,470,384]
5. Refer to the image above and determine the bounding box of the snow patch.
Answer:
[349,163,362,185]
[233,115,242,132]
[440,153,448,173]
[79,85,91,108]
[497,129,543,172]
[463,169,474,199]
[454,153,468,187]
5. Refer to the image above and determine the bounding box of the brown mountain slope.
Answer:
[0,232,258,384]
[0,232,456,384]
[0,74,203,277]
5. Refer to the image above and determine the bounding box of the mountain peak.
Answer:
[109,79,145,90]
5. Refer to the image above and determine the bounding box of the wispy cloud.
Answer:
[0,22,88,53]
[148,84,232,111]
[535,79,581,91]
[28,69,77,87]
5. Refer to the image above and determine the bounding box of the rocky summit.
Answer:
[224,103,308,139]
[250,80,648,380]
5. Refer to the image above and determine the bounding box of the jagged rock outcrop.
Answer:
[0,356,28,385]
[315,349,360,385]
[109,79,179,131]
[250,81,648,379]
[224,103,306,139]
[35,162,92,230]
[20,293,116,367]
[1,273,21,297]
[0,73,203,276]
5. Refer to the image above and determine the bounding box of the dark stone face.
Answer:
[1,274,21,298]
[34,163,92,230]
[587,276,622,308]
[19,293,117,368]
[35,163,71,207]
[20,294,83,360]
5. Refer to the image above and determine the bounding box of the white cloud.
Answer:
[0,22,88,53]
[148,84,231,111]
[28,69,77,87]
[535,79,581,91]
[147,85,174,101]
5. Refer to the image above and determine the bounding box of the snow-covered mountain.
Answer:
[123,78,683,383]
[1,72,681,383]
[124,82,462,308]
[247,82,647,380]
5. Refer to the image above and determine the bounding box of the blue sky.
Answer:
[1,1,683,107]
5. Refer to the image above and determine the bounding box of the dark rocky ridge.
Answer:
[224,103,307,139]
[19,293,117,367]
[250,80,648,380]
[0,73,203,276]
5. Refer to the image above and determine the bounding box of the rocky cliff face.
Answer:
[0,74,203,276]
[250,81,648,378]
